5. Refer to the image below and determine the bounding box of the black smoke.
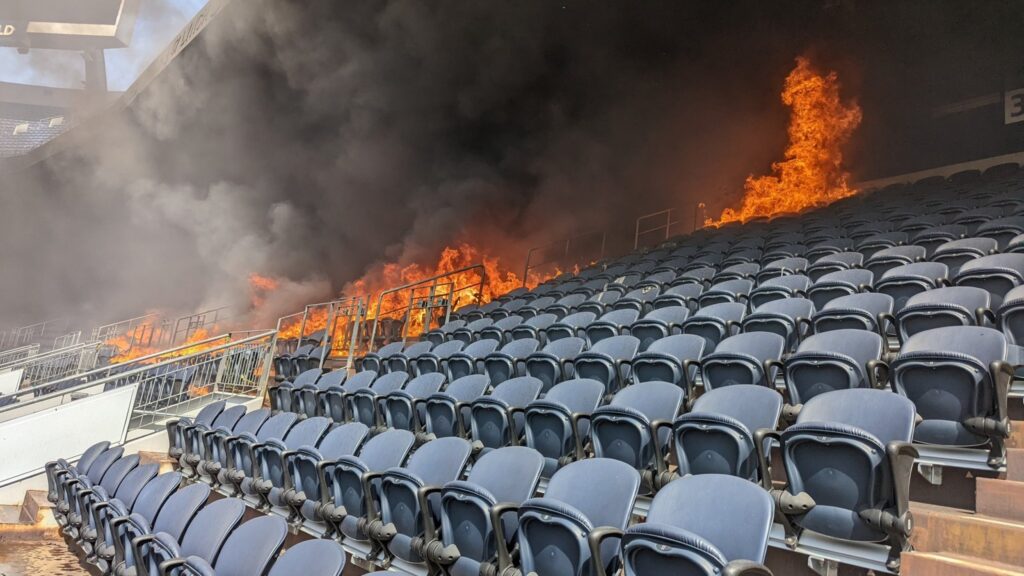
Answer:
[0,0,1022,329]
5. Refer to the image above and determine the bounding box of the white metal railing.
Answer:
[0,344,40,368]
[0,341,104,392]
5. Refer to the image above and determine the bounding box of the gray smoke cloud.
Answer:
[0,0,1021,331]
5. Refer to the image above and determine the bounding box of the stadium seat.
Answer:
[591,381,684,493]
[266,539,346,576]
[651,283,704,311]
[894,286,995,343]
[933,238,998,274]
[413,339,464,376]
[360,341,405,373]
[508,312,558,341]
[251,416,332,511]
[673,385,782,481]
[137,497,246,576]
[777,329,886,418]
[748,274,811,309]
[196,408,270,482]
[512,460,641,576]
[483,338,541,385]
[167,401,225,460]
[424,319,466,346]
[629,306,690,351]
[92,471,180,571]
[364,437,473,565]
[379,372,447,432]
[421,374,490,440]
[698,278,754,308]
[573,334,641,397]
[319,370,377,424]
[320,429,416,542]
[701,332,786,392]
[178,405,245,475]
[811,292,894,336]
[741,297,814,352]
[874,261,949,311]
[523,378,605,476]
[297,369,346,419]
[421,446,544,575]
[159,515,287,576]
[681,302,746,352]
[620,474,774,575]
[999,285,1024,344]
[955,253,1024,298]
[468,376,544,453]
[279,422,369,524]
[891,326,1015,467]
[75,462,157,552]
[446,339,500,380]
[478,315,525,344]
[269,370,319,413]
[807,269,874,310]
[763,388,917,571]
[386,341,434,374]
[218,412,298,496]
[348,371,410,428]
[524,336,587,392]
[806,251,863,282]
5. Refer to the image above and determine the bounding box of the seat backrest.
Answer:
[639,306,690,326]
[798,388,916,446]
[610,381,684,423]
[317,422,369,459]
[86,447,124,484]
[403,373,447,398]
[267,539,346,576]
[645,474,774,563]
[344,370,378,391]
[542,458,640,531]
[210,405,246,430]
[402,437,473,486]
[589,334,641,361]
[899,325,1007,367]
[74,441,111,475]
[796,329,883,365]
[543,379,606,414]
[283,416,331,450]
[523,313,558,331]
[429,339,466,359]
[256,412,298,442]
[498,338,541,358]
[488,376,544,407]
[179,498,247,561]
[464,446,544,502]
[644,333,707,362]
[212,515,288,576]
[442,375,491,401]
[193,401,226,427]
[371,371,410,394]
[713,331,786,362]
[99,454,140,494]
[293,369,323,388]
[355,429,416,471]
[690,385,783,435]
[463,339,500,358]
[130,471,181,524]
[233,408,270,435]
[151,483,210,540]
[112,463,159,509]
[691,302,747,324]
[540,336,586,359]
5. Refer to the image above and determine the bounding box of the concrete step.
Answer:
[902,552,1024,575]
[139,450,176,474]
[1007,449,1024,482]
[21,490,55,526]
[911,502,1024,567]
[976,477,1024,523]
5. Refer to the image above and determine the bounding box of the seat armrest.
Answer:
[586,526,624,576]
[724,560,773,576]
[488,502,520,573]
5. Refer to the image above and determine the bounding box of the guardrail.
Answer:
[367,265,487,352]
[0,330,276,488]
[522,230,606,286]
[0,330,275,423]
[634,208,681,250]
[0,341,104,391]
[0,344,39,369]
[274,297,367,370]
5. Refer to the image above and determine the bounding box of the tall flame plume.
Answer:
[709,56,862,225]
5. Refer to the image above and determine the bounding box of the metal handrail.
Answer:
[0,330,277,413]
[522,230,607,286]
[0,344,40,368]
[0,340,99,372]
[7,332,240,398]
[367,264,487,352]
[634,208,681,250]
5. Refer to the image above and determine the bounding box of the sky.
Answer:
[0,0,207,91]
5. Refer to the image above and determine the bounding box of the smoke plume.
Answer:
[0,0,1022,330]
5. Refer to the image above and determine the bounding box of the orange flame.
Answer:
[709,57,862,225]
[248,273,279,309]
[105,319,219,364]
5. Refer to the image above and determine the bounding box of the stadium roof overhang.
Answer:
[0,0,140,51]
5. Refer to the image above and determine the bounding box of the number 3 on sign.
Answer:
[1007,89,1024,125]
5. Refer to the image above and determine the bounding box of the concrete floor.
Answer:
[0,539,86,575]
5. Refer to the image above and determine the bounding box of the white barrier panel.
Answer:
[0,384,137,488]
[0,368,22,395]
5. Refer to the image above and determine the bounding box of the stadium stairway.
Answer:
[899,417,1024,576]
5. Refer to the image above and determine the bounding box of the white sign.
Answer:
[0,369,23,396]
[0,25,14,36]
[1007,89,1024,125]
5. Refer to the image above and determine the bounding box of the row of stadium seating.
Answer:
[45,439,347,575]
